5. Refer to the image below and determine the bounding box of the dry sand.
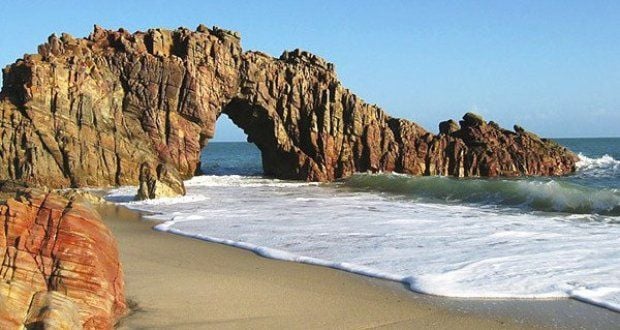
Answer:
[98,204,620,329]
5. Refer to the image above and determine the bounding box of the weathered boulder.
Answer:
[0,25,578,188]
[136,162,185,200]
[0,182,127,329]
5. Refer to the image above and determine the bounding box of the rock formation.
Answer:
[136,162,185,200]
[0,182,126,329]
[0,25,578,188]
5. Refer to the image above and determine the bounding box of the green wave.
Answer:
[343,174,620,216]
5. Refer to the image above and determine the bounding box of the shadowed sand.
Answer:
[98,204,619,329]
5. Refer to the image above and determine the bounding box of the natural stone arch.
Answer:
[0,25,577,191]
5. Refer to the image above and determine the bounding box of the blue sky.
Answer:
[1,1,618,140]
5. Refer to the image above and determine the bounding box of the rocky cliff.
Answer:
[0,182,126,329]
[0,25,577,188]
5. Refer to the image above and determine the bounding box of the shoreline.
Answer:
[98,203,620,329]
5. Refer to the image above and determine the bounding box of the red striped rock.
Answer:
[0,183,126,329]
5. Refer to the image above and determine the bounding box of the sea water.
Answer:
[106,138,620,312]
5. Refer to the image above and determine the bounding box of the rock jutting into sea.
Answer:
[0,181,126,329]
[0,25,578,193]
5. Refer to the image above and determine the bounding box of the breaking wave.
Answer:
[343,173,620,216]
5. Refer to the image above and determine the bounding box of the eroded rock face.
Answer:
[0,25,578,187]
[0,182,126,329]
[0,25,242,188]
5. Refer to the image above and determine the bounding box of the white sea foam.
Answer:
[184,175,320,187]
[107,174,620,313]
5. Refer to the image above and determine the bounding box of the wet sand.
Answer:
[98,204,619,329]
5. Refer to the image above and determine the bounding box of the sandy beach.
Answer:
[97,204,620,329]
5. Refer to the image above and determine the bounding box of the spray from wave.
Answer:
[575,153,620,178]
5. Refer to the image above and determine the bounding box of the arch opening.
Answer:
[199,98,319,180]
[199,112,262,176]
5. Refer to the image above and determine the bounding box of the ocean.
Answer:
[107,138,620,312]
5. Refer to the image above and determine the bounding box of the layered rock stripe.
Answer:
[0,25,578,188]
[0,183,126,329]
